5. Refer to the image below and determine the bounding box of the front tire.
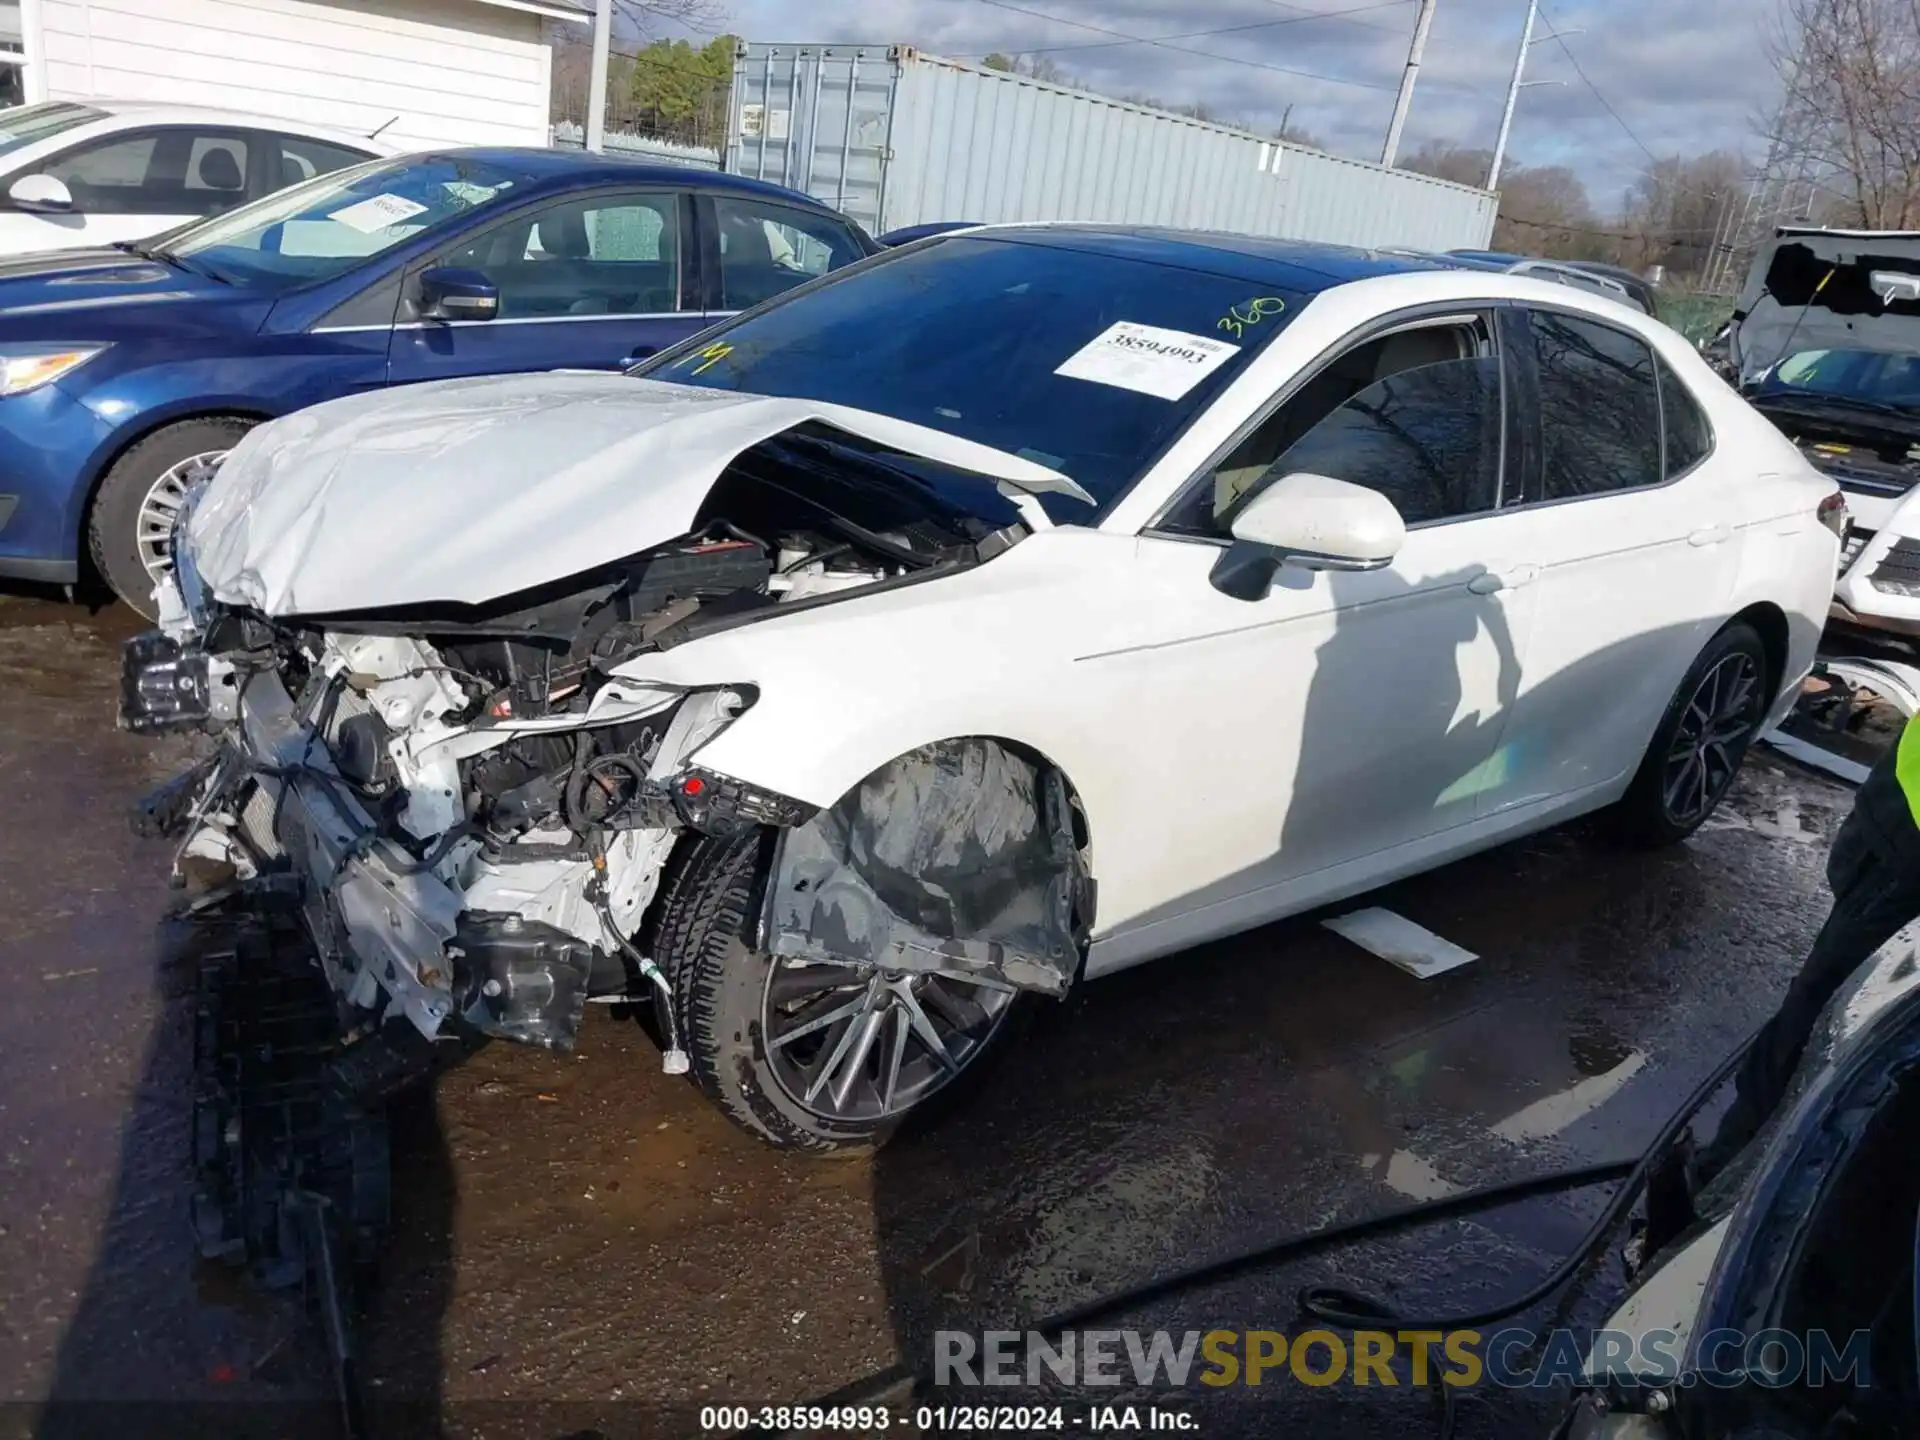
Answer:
[1613,620,1772,847]
[651,831,1026,1151]
[88,417,254,619]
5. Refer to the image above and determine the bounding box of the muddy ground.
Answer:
[0,589,1867,1439]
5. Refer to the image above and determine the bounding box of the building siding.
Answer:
[35,0,551,148]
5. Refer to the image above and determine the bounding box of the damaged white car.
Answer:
[124,228,1844,1149]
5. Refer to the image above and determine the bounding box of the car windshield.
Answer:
[0,101,107,162]
[641,234,1308,511]
[1764,348,1920,412]
[158,154,522,288]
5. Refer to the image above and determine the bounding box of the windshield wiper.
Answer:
[113,241,229,285]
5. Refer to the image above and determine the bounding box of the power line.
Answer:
[1533,2,1659,165]
[960,0,1403,91]
[1252,0,1424,38]
[961,0,1418,57]
[1502,210,1727,242]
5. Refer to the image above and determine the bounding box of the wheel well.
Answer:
[1731,601,1790,698]
[78,408,271,569]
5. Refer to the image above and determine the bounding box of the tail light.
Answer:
[1819,490,1851,540]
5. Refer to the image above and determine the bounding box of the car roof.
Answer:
[400,146,850,212]
[954,224,1452,292]
[68,100,394,150]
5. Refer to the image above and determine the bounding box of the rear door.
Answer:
[387,188,706,383]
[698,192,871,321]
[1483,305,1743,812]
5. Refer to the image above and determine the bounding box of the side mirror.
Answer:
[419,266,499,322]
[1210,472,1406,601]
[9,173,74,214]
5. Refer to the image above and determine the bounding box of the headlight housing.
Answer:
[0,345,105,397]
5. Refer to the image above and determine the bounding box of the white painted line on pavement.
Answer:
[1491,1050,1648,1144]
[1383,1149,1460,1200]
[1323,907,1478,979]
[1760,729,1870,785]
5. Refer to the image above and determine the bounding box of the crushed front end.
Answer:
[122,539,805,1062]
[120,422,1087,1071]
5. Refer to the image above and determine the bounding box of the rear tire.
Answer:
[1612,620,1772,848]
[650,830,1027,1152]
[88,417,254,620]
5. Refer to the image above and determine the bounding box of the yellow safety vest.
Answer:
[1896,712,1920,829]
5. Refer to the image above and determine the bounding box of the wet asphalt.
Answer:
[0,587,1864,1440]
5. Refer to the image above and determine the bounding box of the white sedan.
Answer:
[124,227,1844,1150]
[0,99,389,254]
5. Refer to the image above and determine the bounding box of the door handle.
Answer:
[623,346,660,366]
[1689,525,1732,548]
[1467,564,1538,595]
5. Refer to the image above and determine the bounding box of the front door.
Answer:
[1484,306,1744,813]
[1091,312,1537,952]
[0,125,259,252]
[388,189,707,384]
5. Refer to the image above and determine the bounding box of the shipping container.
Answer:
[726,42,1497,252]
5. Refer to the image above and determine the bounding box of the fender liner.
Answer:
[760,738,1085,997]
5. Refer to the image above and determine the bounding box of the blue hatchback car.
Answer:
[0,147,877,614]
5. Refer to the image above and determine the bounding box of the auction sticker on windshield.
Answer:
[1054,322,1240,401]
[329,193,430,234]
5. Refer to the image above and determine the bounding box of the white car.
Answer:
[0,100,390,254]
[123,228,1844,1150]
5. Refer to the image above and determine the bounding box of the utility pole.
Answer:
[1488,0,1539,190]
[585,0,612,153]
[1380,0,1439,168]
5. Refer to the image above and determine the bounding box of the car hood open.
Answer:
[185,371,1092,617]
[1733,228,1920,379]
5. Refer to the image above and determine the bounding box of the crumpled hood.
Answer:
[186,371,1088,617]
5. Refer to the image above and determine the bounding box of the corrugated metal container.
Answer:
[727,43,1497,250]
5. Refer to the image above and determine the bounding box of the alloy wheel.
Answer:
[1662,652,1763,827]
[135,450,229,588]
[761,958,1014,1122]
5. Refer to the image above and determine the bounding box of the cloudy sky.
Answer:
[686,0,1784,203]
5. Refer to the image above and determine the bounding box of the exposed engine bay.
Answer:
[125,424,1087,1070]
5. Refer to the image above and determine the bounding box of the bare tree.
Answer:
[1401,140,1606,260]
[1773,0,1920,227]
[1619,151,1745,276]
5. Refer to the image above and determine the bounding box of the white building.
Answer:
[0,0,586,148]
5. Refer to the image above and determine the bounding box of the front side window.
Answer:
[1164,319,1503,535]
[1531,310,1662,499]
[37,128,250,216]
[162,154,520,288]
[712,195,866,310]
[439,191,682,318]
[641,233,1308,513]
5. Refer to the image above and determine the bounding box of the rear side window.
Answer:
[1531,310,1662,499]
[1658,356,1713,477]
[275,135,374,189]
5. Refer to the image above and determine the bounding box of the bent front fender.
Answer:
[761,738,1087,997]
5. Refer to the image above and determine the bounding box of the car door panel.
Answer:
[1088,314,1535,944]
[388,189,703,383]
[1092,522,1533,943]
[1487,307,1744,812]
